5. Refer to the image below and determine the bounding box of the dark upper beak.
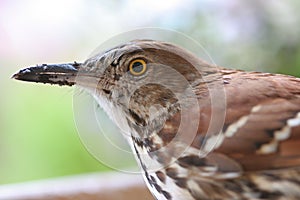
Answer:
[12,62,81,86]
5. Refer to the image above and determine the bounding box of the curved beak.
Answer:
[12,62,81,86]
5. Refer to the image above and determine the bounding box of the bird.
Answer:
[13,40,300,200]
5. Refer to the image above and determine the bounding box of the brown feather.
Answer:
[191,70,300,172]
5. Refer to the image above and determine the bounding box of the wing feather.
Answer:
[193,71,300,172]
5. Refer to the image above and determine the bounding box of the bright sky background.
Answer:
[0,0,196,62]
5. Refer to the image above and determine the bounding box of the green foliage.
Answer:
[0,84,113,184]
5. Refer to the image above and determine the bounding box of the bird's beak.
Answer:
[12,62,81,86]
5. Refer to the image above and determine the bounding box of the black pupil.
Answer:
[132,62,144,73]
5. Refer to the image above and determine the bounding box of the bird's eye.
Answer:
[129,59,147,76]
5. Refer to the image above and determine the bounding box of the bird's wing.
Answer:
[214,97,300,171]
[191,71,300,173]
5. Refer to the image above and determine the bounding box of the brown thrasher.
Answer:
[13,40,300,200]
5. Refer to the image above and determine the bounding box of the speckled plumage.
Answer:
[13,40,300,200]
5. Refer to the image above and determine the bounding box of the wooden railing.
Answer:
[0,172,154,200]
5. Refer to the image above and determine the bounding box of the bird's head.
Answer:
[13,40,218,140]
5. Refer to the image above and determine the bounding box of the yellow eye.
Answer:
[129,59,147,76]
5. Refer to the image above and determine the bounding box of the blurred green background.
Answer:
[1,0,300,184]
